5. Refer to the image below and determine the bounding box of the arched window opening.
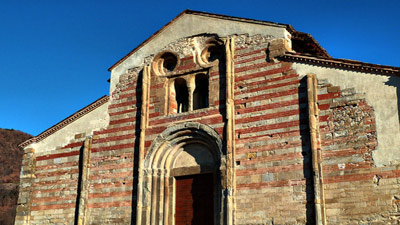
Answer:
[174,78,189,113]
[193,74,209,110]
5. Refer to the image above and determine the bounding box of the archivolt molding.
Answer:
[138,122,226,225]
[145,122,224,169]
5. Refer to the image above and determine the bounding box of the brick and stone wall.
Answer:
[233,37,313,224]
[87,77,138,224]
[83,35,228,224]
[15,97,109,225]
[318,80,400,224]
[15,33,400,225]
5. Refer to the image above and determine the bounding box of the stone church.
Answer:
[15,10,400,225]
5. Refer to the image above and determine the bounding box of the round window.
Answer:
[153,52,179,75]
[201,40,224,64]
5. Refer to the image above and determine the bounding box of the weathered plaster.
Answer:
[110,13,289,95]
[28,102,110,154]
[292,63,400,166]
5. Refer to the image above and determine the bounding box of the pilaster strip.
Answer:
[136,65,150,225]
[307,74,327,225]
[77,138,91,225]
[225,36,236,225]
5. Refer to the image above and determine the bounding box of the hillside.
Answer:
[0,128,32,225]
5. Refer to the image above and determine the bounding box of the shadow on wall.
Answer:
[385,76,400,128]
[74,144,85,225]
[299,77,316,224]
[131,70,143,225]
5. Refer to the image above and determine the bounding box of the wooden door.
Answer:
[175,173,214,225]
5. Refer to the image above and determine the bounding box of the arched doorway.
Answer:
[138,122,226,225]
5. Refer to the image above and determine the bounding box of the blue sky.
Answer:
[1,0,399,136]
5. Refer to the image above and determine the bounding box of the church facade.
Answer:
[15,10,400,225]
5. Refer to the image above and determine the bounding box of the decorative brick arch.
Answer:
[137,122,227,225]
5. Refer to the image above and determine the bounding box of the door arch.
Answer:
[138,122,226,225]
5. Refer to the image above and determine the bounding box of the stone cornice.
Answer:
[19,95,110,148]
[281,52,400,76]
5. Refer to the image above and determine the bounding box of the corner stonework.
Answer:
[15,148,36,225]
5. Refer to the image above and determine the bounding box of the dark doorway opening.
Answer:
[175,173,214,225]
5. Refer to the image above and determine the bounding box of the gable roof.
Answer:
[108,9,329,72]
[19,95,109,148]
